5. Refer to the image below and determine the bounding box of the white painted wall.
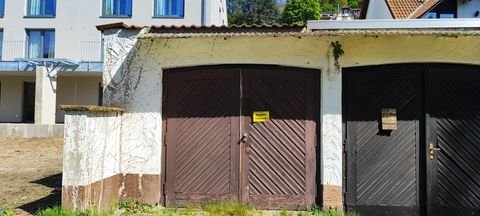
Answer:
[0,0,228,61]
[56,76,102,123]
[365,0,393,19]
[205,0,228,25]
[103,28,162,175]
[458,0,480,18]
[35,66,57,125]
[63,110,121,187]
[0,75,35,122]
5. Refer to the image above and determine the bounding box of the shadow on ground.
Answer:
[18,173,62,214]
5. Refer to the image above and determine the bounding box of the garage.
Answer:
[163,65,319,209]
[344,64,480,216]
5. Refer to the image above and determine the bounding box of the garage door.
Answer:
[344,64,480,216]
[164,66,318,209]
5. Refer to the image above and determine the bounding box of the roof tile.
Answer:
[385,0,438,19]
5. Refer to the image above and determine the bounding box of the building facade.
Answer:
[0,0,227,137]
[362,0,480,19]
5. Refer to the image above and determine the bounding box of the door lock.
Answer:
[240,133,248,143]
[429,143,441,160]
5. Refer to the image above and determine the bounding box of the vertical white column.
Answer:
[320,63,343,209]
[35,66,57,125]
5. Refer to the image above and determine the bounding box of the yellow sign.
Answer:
[381,108,397,130]
[253,111,270,123]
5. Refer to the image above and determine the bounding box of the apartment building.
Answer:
[0,0,227,136]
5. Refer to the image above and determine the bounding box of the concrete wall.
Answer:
[62,109,122,210]
[0,75,35,122]
[63,28,480,210]
[0,0,228,61]
[56,75,102,123]
[365,0,393,19]
[458,0,480,18]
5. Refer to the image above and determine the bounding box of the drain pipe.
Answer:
[201,0,206,25]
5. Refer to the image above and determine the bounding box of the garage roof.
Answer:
[96,20,480,38]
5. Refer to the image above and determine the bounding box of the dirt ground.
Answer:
[0,137,63,215]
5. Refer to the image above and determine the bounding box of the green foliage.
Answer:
[227,0,281,25]
[321,3,336,13]
[348,1,360,8]
[118,200,155,215]
[331,41,344,61]
[201,201,254,216]
[35,206,80,216]
[297,206,359,216]
[35,205,114,216]
[281,0,321,25]
[0,208,15,216]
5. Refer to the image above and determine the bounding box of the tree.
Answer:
[227,0,281,25]
[321,3,336,13]
[281,0,321,25]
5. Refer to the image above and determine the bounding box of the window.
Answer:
[0,31,3,60]
[154,0,184,17]
[0,0,4,17]
[27,0,56,16]
[27,30,55,58]
[103,0,132,17]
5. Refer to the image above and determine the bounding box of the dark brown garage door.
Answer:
[344,64,480,216]
[164,66,318,209]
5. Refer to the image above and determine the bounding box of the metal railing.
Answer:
[0,41,103,62]
[2,41,25,61]
[80,41,103,62]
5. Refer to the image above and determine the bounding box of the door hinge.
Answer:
[343,139,347,153]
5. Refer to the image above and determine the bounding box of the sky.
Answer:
[277,0,286,3]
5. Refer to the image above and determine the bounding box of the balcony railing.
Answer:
[0,41,103,62]
[3,41,25,61]
[80,41,102,62]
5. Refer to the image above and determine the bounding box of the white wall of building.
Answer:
[0,0,228,61]
[458,0,480,18]
[365,0,393,19]
[56,75,102,123]
[0,75,35,122]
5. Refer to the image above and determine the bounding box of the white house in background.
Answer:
[362,0,480,19]
[0,0,227,137]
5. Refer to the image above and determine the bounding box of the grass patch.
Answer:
[32,201,358,216]
[0,208,15,216]
[202,201,254,216]
[298,206,359,216]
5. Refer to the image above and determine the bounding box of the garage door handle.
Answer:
[429,143,441,160]
[241,133,248,143]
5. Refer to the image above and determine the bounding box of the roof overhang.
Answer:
[307,19,480,30]
[96,20,480,39]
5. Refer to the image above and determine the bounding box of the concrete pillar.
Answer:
[35,66,57,125]
[320,65,343,209]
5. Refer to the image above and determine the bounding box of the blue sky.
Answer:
[277,0,286,3]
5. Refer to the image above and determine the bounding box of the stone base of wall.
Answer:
[62,174,161,210]
[321,184,343,209]
[0,123,64,138]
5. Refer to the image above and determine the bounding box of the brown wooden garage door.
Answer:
[164,66,318,209]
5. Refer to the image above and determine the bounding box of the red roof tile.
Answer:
[385,0,438,19]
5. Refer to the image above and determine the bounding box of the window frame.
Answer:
[101,0,133,18]
[153,0,185,18]
[26,29,55,59]
[25,0,56,17]
[0,30,3,60]
[0,0,5,18]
